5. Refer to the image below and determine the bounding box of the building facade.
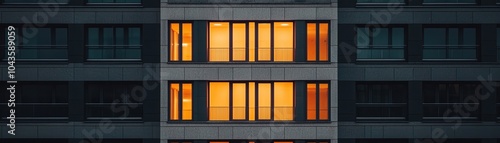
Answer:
[0,0,161,143]
[160,1,338,143]
[337,0,500,143]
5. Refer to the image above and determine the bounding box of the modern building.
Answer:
[160,1,338,143]
[337,0,500,143]
[0,0,161,143]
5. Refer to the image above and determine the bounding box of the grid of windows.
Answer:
[208,82,294,121]
[423,26,477,60]
[306,82,330,121]
[422,82,480,120]
[307,22,330,62]
[85,82,143,120]
[357,26,405,60]
[209,22,294,62]
[2,26,67,60]
[86,26,141,60]
[0,82,68,120]
[169,82,192,121]
[356,82,408,120]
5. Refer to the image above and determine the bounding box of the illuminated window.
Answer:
[307,22,329,62]
[209,22,294,62]
[169,82,192,121]
[208,82,294,121]
[170,22,192,61]
[307,83,330,121]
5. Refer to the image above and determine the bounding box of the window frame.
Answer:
[85,25,143,61]
[306,82,331,121]
[1,24,69,61]
[422,25,479,61]
[84,82,143,121]
[168,82,193,121]
[306,21,331,62]
[168,21,193,62]
[422,82,481,121]
[207,21,296,63]
[0,82,69,122]
[355,82,408,121]
[355,25,407,61]
[207,81,296,121]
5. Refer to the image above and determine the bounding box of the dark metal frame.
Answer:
[84,25,143,61]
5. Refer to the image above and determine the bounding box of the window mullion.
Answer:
[316,23,320,61]
[229,82,234,121]
[271,82,275,121]
[229,23,234,62]
[271,22,275,62]
[178,83,183,121]
[255,82,260,120]
[316,83,320,121]
[255,22,259,62]
[179,23,183,61]
[245,83,250,121]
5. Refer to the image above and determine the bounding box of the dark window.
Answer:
[85,82,143,120]
[423,82,480,120]
[86,26,141,60]
[415,139,481,143]
[2,26,67,60]
[0,82,68,121]
[357,26,405,60]
[423,0,476,3]
[423,26,477,60]
[3,0,68,3]
[357,0,405,3]
[306,82,330,121]
[87,0,141,3]
[497,28,500,62]
[356,139,408,143]
[356,82,408,120]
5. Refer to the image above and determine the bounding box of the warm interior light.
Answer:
[182,43,188,47]
[182,99,191,102]
[281,23,289,26]
[214,23,222,26]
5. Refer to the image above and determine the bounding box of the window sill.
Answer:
[166,121,332,124]
[85,117,143,122]
[86,59,142,62]
[166,61,332,64]
[422,59,478,62]
[356,59,406,62]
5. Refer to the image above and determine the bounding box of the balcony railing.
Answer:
[209,47,293,62]
[357,45,405,60]
[86,45,142,60]
[3,45,68,60]
[356,103,407,120]
[423,103,480,120]
[423,45,477,60]
[0,103,68,120]
[85,103,143,120]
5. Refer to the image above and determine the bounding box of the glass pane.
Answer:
[448,28,458,45]
[170,23,180,61]
[249,82,256,121]
[209,22,230,61]
[463,28,476,45]
[319,83,329,120]
[170,83,179,120]
[249,22,256,62]
[233,23,246,61]
[319,23,329,61]
[258,83,271,120]
[56,28,68,45]
[274,82,294,120]
[358,0,405,3]
[182,23,192,61]
[392,28,404,46]
[258,23,271,61]
[373,28,389,47]
[424,28,446,45]
[232,83,246,120]
[129,27,141,45]
[307,23,317,61]
[307,84,317,120]
[103,28,114,45]
[115,28,124,45]
[182,83,192,120]
[274,22,294,62]
[209,82,230,121]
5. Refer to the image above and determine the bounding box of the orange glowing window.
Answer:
[307,22,330,62]
[233,23,247,61]
[170,83,192,121]
[208,82,294,121]
[249,23,256,62]
[209,82,230,120]
[258,23,271,61]
[170,22,192,61]
[274,22,294,62]
[209,22,230,62]
[306,82,330,121]
[274,82,294,120]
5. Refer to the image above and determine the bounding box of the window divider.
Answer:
[245,23,250,62]
[270,82,275,121]
[229,83,234,120]
[179,23,184,61]
[316,23,320,61]
[245,83,250,120]
[270,22,275,62]
[229,23,234,61]
[255,22,260,61]
[315,83,320,120]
